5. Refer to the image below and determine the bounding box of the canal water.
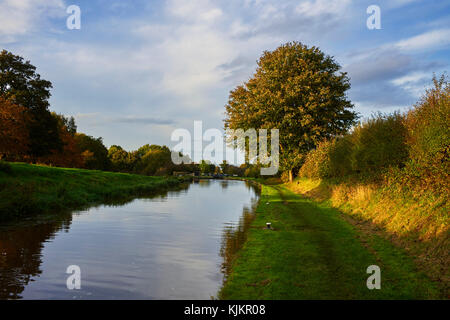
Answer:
[0,179,260,299]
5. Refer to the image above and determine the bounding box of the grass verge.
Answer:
[0,162,187,222]
[285,177,449,297]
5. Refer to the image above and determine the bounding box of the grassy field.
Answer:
[0,162,186,222]
[219,183,443,299]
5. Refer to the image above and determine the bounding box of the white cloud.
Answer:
[166,0,223,23]
[15,0,358,112]
[391,72,429,86]
[395,28,450,51]
[296,0,351,17]
[0,0,65,42]
[391,71,432,99]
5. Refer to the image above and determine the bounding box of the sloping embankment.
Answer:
[285,177,449,297]
[0,162,188,222]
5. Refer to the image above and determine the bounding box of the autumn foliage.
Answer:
[38,115,84,168]
[0,50,108,169]
[402,75,450,193]
[298,75,449,195]
[0,97,29,159]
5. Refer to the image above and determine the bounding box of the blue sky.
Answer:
[0,0,449,163]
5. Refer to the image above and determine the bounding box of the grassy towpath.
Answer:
[219,184,441,299]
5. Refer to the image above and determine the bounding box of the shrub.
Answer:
[297,75,448,196]
[403,74,449,191]
[298,139,334,179]
[300,112,409,180]
[328,135,354,178]
[154,166,170,176]
[244,165,260,178]
[350,112,408,175]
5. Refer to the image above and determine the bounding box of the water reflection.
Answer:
[220,181,260,278]
[196,179,212,188]
[0,180,259,299]
[220,181,229,190]
[94,183,192,208]
[0,187,188,300]
[0,213,73,299]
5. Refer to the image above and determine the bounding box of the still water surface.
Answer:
[0,179,259,299]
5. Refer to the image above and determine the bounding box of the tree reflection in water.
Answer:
[0,186,189,300]
[0,213,73,299]
[220,181,260,280]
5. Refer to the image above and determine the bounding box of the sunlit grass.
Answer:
[283,177,449,297]
[220,183,443,299]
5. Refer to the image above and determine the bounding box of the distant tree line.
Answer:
[0,50,256,177]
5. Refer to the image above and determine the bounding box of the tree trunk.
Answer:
[289,170,293,183]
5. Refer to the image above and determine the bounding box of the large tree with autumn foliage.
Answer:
[224,42,357,180]
[0,50,62,160]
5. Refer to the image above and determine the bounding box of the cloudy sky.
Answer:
[0,0,449,162]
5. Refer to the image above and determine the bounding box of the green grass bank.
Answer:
[0,162,187,222]
[219,182,444,299]
[285,177,449,296]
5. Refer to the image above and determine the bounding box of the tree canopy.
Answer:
[224,42,357,177]
[0,50,62,158]
[75,134,110,170]
[108,145,130,172]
